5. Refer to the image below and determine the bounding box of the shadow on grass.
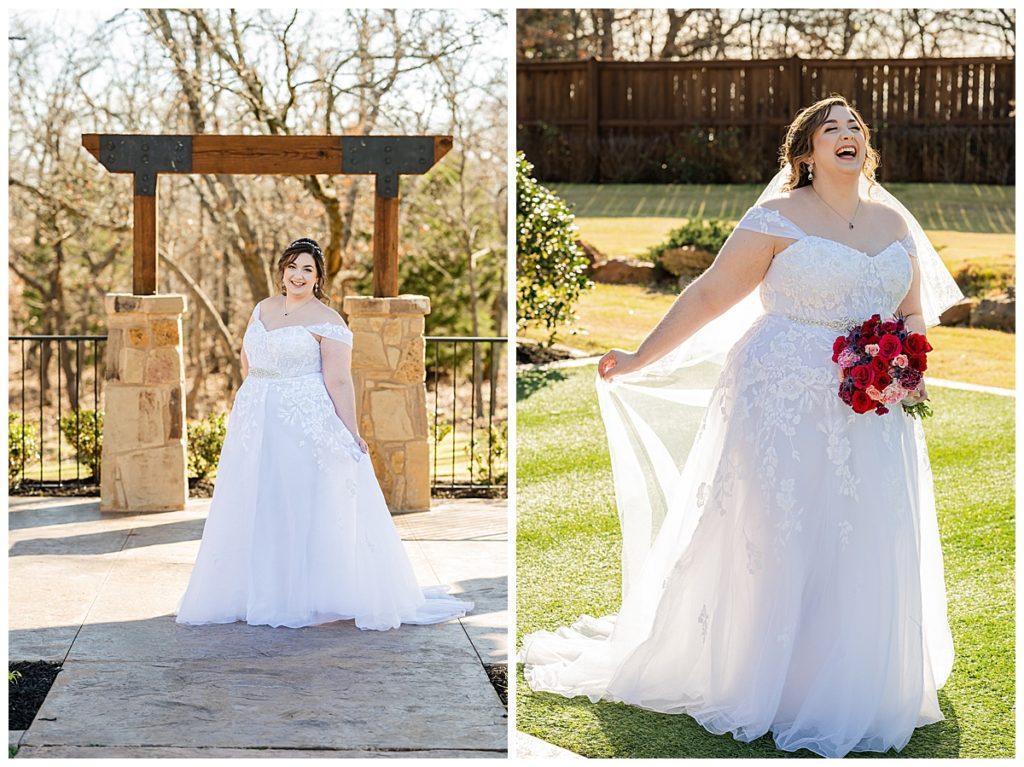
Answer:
[517,369,568,402]
[520,674,961,759]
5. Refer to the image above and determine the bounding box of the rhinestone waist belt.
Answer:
[247,368,322,380]
[767,312,857,333]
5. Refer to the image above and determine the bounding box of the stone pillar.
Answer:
[100,293,188,512]
[343,295,431,513]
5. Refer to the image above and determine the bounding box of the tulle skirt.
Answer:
[176,372,472,630]
[520,315,952,757]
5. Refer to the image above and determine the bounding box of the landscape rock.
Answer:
[939,298,977,327]
[591,257,655,285]
[970,289,1015,332]
[577,240,605,272]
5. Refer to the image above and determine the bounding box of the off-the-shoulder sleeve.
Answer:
[309,322,353,345]
[898,234,918,258]
[735,206,807,241]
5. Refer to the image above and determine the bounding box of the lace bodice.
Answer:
[243,303,353,379]
[737,207,915,332]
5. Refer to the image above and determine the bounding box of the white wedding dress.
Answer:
[176,303,472,630]
[520,207,954,757]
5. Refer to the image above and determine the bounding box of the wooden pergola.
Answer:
[81,134,453,297]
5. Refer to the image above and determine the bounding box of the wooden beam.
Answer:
[373,194,400,298]
[133,192,158,295]
[83,134,453,175]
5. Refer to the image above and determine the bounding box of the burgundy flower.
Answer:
[901,368,923,389]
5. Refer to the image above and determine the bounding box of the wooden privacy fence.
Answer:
[518,56,1014,185]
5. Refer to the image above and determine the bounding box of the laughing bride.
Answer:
[520,96,963,757]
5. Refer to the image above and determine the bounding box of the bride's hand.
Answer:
[356,436,369,453]
[598,349,640,381]
[903,382,929,405]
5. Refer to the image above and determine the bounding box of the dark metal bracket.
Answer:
[341,136,435,198]
[98,135,193,196]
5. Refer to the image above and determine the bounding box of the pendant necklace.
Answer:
[812,187,860,230]
[284,295,316,316]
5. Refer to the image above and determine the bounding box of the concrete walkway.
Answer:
[8,496,508,758]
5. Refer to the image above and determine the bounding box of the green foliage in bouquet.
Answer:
[58,409,103,479]
[516,152,593,343]
[9,413,41,485]
[187,412,227,479]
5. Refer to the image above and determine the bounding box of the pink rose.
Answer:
[865,385,883,402]
[882,383,905,404]
[864,344,880,356]
[893,354,908,368]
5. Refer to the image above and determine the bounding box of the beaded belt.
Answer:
[247,368,322,380]
[768,313,857,333]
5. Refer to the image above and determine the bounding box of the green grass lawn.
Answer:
[552,183,1015,235]
[553,183,1014,286]
[522,284,1015,390]
[516,365,1014,758]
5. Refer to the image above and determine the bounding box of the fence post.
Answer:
[100,293,188,512]
[788,55,802,115]
[588,56,600,182]
[343,294,431,513]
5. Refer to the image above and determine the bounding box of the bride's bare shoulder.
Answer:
[862,199,910,239]
[308,301,347,326]
[757,187,812,217]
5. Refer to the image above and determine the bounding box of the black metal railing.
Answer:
[9,333,508,497]
[425,336,508,496]
[8,334,107,490]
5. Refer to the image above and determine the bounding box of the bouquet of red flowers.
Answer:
[832,313,933,418]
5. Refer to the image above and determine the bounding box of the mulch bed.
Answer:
[9,480,99,497]
[432,486,507,500]
[484,663,507,707]
[188,478,216,498]
[516,340,577,366]
[9,661,62,730]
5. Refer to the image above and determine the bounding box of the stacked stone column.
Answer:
[343,295,431,513]
[100,293,188,512]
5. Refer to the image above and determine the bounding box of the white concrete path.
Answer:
[8,496,508,758]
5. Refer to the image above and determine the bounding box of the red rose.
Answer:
[904,334,932,355]
[862,334,880,346]
[880,321,899,333]
[877,334,902,360]
[869,356,888,375]
[839,386,854,405]
[832,336,847,362]
[851,390,874,413]
[875,404,889,415]
[876,373,892,390]
[850,364,875,390]
[909,355,928,372]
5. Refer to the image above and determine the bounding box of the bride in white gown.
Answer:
[520,97,963,756]
[177,238,472,630]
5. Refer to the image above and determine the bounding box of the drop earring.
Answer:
[807,162,814,181]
